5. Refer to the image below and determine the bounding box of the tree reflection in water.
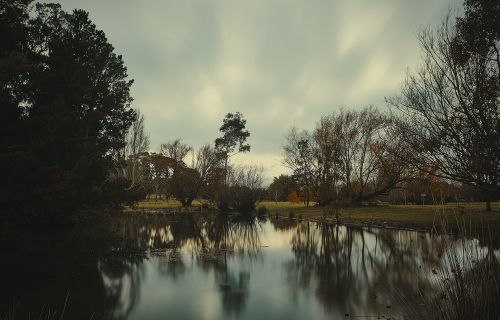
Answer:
[113,214,261,258]
[285,220,451,318]
[201,216,259,316]
[97,257,144,319]
[112,214,261,317]
[1,214,263,319]
[0,222,145,320]
[4,215,493,319]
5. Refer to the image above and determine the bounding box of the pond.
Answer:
[0,214,496,319]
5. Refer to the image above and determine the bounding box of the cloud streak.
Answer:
[48,0,461,183]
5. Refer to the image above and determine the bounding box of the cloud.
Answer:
[49,0,461,184]
[193,84,224,120]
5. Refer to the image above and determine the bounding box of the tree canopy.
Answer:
[0,1,136,220]
[215,112,251,158]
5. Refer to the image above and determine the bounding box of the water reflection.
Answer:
[285,220,461,318]
[113,214,261,318]
[0,222,145,320]
[113,214,262,258]
[98,257,144,319]
[216,270,250,316]
[1,215,497,319]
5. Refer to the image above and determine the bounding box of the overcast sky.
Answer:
[48,0,460,183]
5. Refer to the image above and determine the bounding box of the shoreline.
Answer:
[123,202,500,246]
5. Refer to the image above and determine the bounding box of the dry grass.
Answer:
[257,201,500,236]
[399,218,500,320]
[132,199,205,209]
[2,292,69,320]
[132,199,500,235]
[425,243,500,319]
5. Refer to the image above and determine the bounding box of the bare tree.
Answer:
[193,144,224,189]
[174,144,225,207]
[283,127,316,206]
[225,165,264,213]
[313,114,342,205]
[125,110,150,157]
[283,107,410,206]
[160,138,192,165]
[324,107,409,204]
[387,11,500,211]
[123,109,150,189]
[227,165,264,191]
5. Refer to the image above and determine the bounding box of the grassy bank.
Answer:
[132,199,500,232]
[258,201,500,239]
[133,199,204,209]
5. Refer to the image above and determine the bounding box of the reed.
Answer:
[401,215,500,320]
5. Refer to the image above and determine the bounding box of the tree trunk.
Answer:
[484,189,492,212]
[486,200,492,212]
[224,154,229,186]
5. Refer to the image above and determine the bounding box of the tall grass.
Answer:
[1,292,69,320]
[424,221,500,319]
[402,215,500,320]
[426,245,500,319]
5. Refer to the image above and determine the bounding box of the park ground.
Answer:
[132,199,500,236]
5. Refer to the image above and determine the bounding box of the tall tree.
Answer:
[125,109,150,157]
[0,0,33,214]
[283,128,316,206]
[215,112,250,182]
[213,112,251,211]
[387,3,500,211]
[0,1,136,219]
[123,109,150,190]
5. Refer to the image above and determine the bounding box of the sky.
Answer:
[47,0,460,184]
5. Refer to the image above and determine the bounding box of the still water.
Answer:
[0,214,491,319]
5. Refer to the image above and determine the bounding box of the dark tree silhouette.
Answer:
[215,112,250,178]
[213,112,251,211]
[0,1,136,220]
